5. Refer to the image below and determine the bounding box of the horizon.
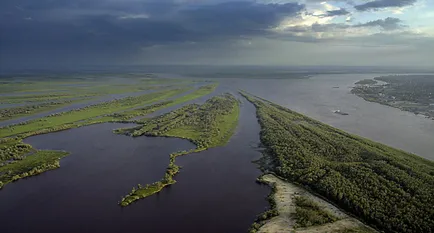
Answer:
[1,0,433,69]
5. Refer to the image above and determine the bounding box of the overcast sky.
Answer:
[0,0,433,68]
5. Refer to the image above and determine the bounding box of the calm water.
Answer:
[0,99,269,233]
[216,74,434,159]
[0,73,433,233]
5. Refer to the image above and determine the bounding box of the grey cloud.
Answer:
[324,8,350,16]
[354,0,417,11]
[355,17,405,31]
[0,0,305,52]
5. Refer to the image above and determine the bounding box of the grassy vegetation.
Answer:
[242,92,434,233]
[0,88,192,138]
[0,150,69,188]
[130,93,239,147]
[0,138,33,162]
[109,84,218,122]
[0,83,218,190]
[119,94,240,206]
[292,196,339,228]
[0,98,96,121]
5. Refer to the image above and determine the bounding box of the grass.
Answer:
[0,97,96,121]
[292,196,339,228]
[119,93,239,206]
[0,150,69,188]
[0,83,218,189]
[0,88,192,138]
[109,84,218,122]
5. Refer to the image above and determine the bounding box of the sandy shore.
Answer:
[257,174,376,233]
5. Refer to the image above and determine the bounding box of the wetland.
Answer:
[0,73,433,233]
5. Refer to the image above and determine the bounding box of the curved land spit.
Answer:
[258,174,376,233]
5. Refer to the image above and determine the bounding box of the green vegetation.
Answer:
[0,88,192,138]
[0,82,217,188]
[0,150,69,188]
[336,226,377,233]
[109,84,218,122]
[0,138,33,163]
[243,92,434,233]
[355,79,377,85]
[352,75,434,119]
[119,94,240,206]
[0,99,94,121]
[130,93,239,147]
[292,196,339,228]
[249,176,279,233]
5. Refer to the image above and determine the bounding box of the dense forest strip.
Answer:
[0,150,69,189]
[0,88,192,138]
[119,94,240,206]
[242,92,434,233]
[351,75,434,120]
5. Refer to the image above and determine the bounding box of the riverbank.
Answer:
[254,174,375,233]
[243,92,434,233]
[119,94,240,206]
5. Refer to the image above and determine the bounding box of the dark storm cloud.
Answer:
[354,0,417,11]
[0,0,305,53]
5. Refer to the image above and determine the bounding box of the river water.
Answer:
[0,73,433,233]
[0,99,269,233]
[216,74,434,160]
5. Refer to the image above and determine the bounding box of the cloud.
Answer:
[118,14,150,20]
[354,0,417,11]
[354,17,405,31]
[324,8,350,16]
[0,0,432,67]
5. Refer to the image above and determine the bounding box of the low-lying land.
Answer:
[351,75,434,119]
[118,93,240,206]
[243,92,434,233]
[0,149,69,189]
[0,87,192,138]
[0,82,218,189]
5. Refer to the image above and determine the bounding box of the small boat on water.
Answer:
[333,110,349,115]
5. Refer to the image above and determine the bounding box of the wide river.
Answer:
[0,73,433,233]
[219,74,433,160]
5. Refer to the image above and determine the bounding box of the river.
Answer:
[0,73,433,233]
[0,98,269,233]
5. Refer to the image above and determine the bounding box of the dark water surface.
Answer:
[0,99,269,233]
[1,73,433,233]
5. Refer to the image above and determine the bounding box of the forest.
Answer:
[243,93,434,233]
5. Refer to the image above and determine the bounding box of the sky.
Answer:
[0,0,433,68]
